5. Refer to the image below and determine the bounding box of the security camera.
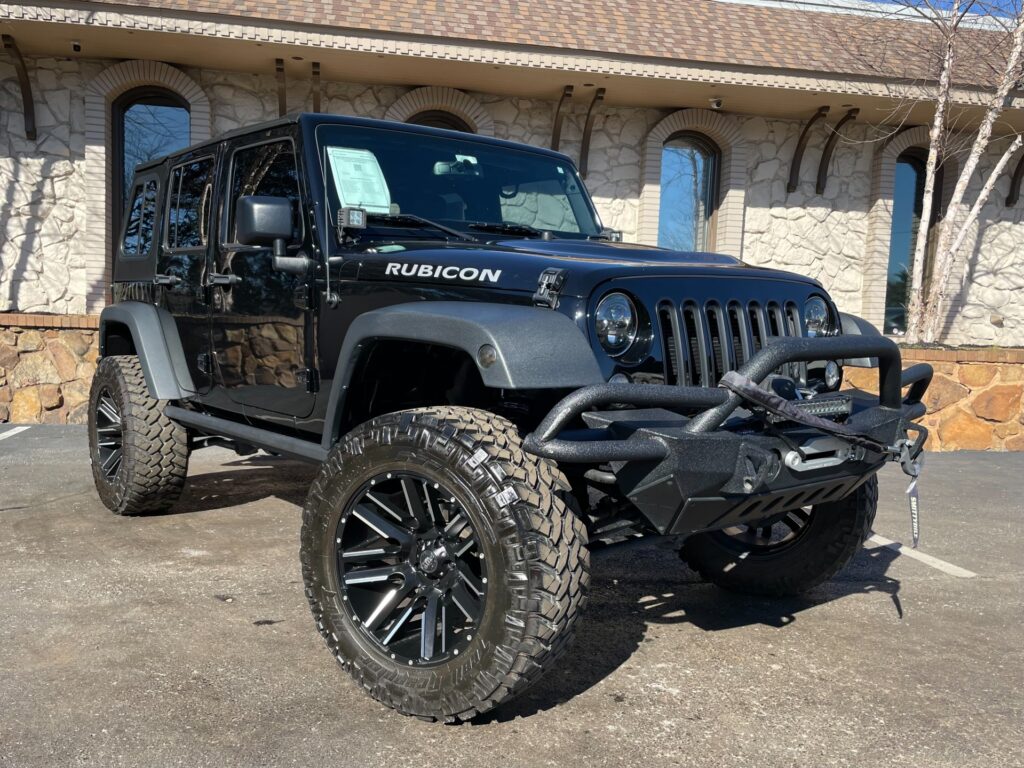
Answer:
[708,98,723,110]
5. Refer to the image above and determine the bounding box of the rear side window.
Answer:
[226,139,302,244]
[166,157,215,250]
[122,179,159,259]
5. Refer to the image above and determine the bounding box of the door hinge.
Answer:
[533,267,568,309]
[296,368,320,393]
[197,352,212,375]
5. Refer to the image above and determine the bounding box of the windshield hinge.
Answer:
[533,268,568,309]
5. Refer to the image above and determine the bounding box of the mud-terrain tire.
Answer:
[88,355,189,515]
[300,407,589,721]
[681,475,878,597]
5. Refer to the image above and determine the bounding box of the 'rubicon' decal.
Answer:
[384,262,502,283]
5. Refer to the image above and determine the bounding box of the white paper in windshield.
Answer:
[325,147,391,214]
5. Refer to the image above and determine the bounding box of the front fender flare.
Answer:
[321,301,604,448]
[99,302,195,400]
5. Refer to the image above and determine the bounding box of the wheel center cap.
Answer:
[418,551,442,574]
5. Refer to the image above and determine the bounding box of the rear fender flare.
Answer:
[99,302,195,400]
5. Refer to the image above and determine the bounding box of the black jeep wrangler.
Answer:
[90,113,931,721]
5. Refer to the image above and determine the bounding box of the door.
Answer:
[158,152,216,393]
[211,134,315,419]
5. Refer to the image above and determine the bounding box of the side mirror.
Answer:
[235,196,293,254]
[600,227,623,242]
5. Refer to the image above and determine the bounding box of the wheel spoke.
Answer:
[97,397,121,425]
[781,510,808,533]
[365,492,406,523]
[759,525,773,541]
[444,512,470,540]
[340,545,401,563]
[381,601,418,646]
[364,576,417,632]
[401,477,432,530]
[455,560,484,596]
[101,448,122,476]
[449,581,481,622]
[343,564,404,585]
[420,593,440,660]
[351,504,414,546]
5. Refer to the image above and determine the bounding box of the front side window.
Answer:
[884,150,942,335]
[227,140,302,244]
[314,123,601,243]
[121,179,159,259]
[166,157,215,250]
[657,132,719,252]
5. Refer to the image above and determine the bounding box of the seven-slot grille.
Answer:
[658,299,806,387]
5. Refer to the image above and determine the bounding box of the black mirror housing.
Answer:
[235,196,293,247]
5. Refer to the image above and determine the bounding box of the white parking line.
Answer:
[0,426,30,442]
[867,533,978,579]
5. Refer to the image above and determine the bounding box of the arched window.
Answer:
[406,109,474,133]
[112,87,191,222]
[657,132,720,251]
[884,149,944,335]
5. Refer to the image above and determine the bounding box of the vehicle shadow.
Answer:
[477,538,902,724]
[169,455,317,514]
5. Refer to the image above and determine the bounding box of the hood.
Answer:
[354,237,823,297]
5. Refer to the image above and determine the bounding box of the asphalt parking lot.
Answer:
[1,425,1021,768]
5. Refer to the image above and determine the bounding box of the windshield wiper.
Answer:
[366,213,477,242]
[465,221,550,238]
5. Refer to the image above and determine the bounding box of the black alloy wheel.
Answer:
[681,476,878,597]
[335,472,487,664]
[715,507,813,554]
[93,387,125,481]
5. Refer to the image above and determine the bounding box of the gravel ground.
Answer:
[1,425,1021,768]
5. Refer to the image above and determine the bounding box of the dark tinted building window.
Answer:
[228,140,302,243]
[167,158,215,250]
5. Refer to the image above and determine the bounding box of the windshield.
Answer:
[314,123,602,242]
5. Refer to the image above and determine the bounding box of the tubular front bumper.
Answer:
[523,336,932,536]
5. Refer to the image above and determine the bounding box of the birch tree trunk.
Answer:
[919,16,1024,342]
[903,5,957,344]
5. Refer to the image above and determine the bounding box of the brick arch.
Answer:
[383,87,494,136]
[83,61,211,312]
[861,126,960,332]
[638,109,747,256]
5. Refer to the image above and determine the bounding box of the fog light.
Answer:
[825,360,842,390]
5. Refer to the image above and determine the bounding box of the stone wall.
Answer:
[844,348,1024,451]
[0,321,98,424]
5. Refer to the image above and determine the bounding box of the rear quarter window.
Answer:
[122,179,159,260]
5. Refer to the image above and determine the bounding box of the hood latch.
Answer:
[533,268,568,309]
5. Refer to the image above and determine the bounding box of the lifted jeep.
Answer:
[90,113,931,721]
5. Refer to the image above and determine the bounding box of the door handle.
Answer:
[207,272,242,287]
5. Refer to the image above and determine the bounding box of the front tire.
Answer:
[88,355,189,515]
[681,475,878,597]
[300,407,589,721]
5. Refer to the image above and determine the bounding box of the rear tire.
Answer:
[300,406,589,721]
[88,355,189,515]
[681,475,878,597]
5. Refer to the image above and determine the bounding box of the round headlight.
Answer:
[804,296,834,337]
[595,293,638,357]
[825,360,842,390]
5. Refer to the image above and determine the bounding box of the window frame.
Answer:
[883,147,945,334]
[163,153,217,254]
[658,130,721,252]
[111,86,190,243]
[406,110,475,133]
[119,175,161,262]
[220,136,305,250]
